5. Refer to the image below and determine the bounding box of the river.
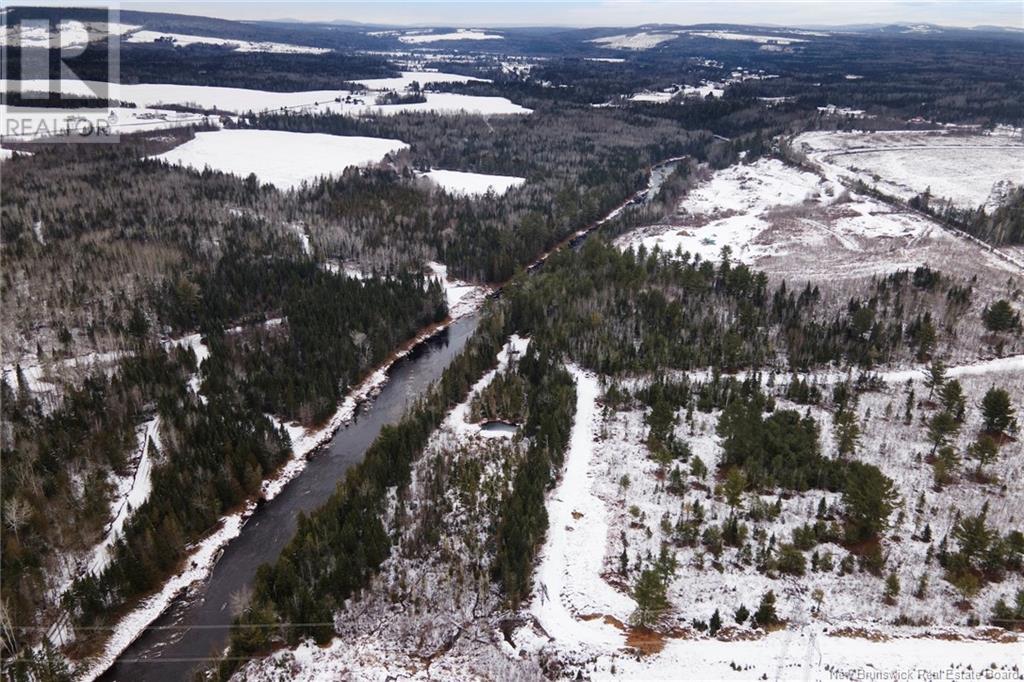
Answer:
[99,314,479,682]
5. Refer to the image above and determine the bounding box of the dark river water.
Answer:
[99,313,479,682]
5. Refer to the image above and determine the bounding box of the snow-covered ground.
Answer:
[630,82,724,103]
[229,341,1024,681]
[151,129,408,190]
[530,366,636,650]
[233,334,534,681]
[426,261,489,319]
[589,32,677,50]
[86,417,160,576]
[0,104,214,142]
[794,129,1024,211]
[397,29,504,44]
[123,30,329,54]
[346,92,529,117]
[590,627,1023,680]
[444,335,530,439]
[616,157,1020,295]
[0,77,532,121]
[420,169,526,196]
[509,358,1024,679]
[2,350,130,411]
[352,70,488,91]
[0,19,138,47]
[685,30,808,45]
[164,331,210,400]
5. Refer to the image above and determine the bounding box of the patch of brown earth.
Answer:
[625,626,667,655]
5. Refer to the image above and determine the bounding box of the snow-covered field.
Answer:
[0,104,214,142]
[152,129,408,190]
[0,75,532,126]
[617,157,1020,295]
[352,70,487,91]
[123,30,329,54]
[629,82,724,103]
[0,20,138,47]
[589,32,677,50]
[685,30,808,45]
[397,29,504,44]
[795,129,1024,211]
[590,628,1022,680]
[420,169,526,196]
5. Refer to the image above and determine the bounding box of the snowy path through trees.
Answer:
[531,366,635,651]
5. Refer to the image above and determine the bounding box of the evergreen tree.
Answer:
[982,300,1021,332]
[969,434,1000,478]
[842,462,899,543]
[709,608,722,635]
[939,379,966,422]
[753,590,779,628]
[981,387,1016,434]
[884,572,901,604]
[927,410,959,453]
[923,358,947,399]
[630,568,670,628]
[834,408,861,457]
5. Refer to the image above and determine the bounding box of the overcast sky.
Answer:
[13,1,1024,28]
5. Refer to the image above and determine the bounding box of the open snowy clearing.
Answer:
[152,129,408,190]
[0,78,532,118]
[123,30,329,53]
[426,261,489,318]
[795,129,1024,210]
[685,30,808,45]
[0,20,138,47]
[617,157,1020,298]
[420,169,526,196]
[86,417,160,577]
[398,29,504,44]
[0,104,214,141]
[589,32,677,50]
[588,627,1022,680]
[531,366,637,651]
[351,70,488,90]
[630,82,724,103]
